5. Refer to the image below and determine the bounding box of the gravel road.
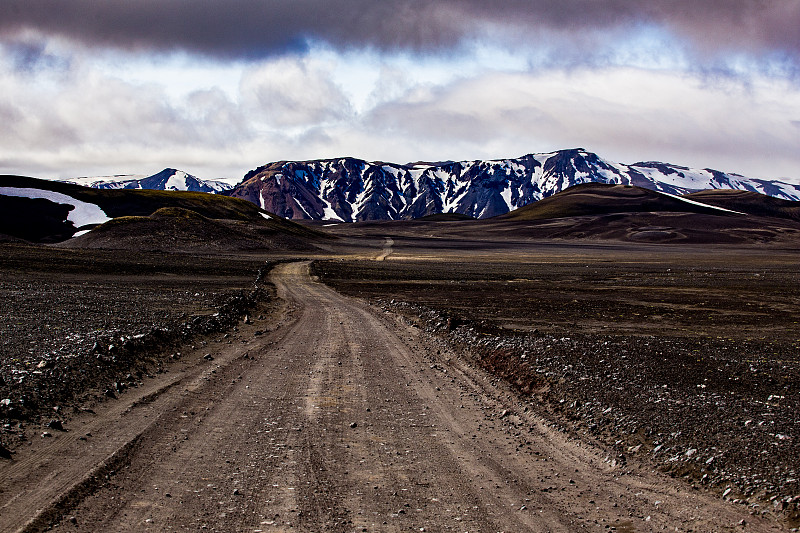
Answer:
[0,262,784,532]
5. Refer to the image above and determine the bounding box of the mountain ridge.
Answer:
[229,149,800,222]
[63,168,233,194]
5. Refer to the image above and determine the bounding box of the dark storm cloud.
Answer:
[1,1,798,60]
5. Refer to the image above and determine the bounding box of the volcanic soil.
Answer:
[314,230,800,528]
[1,200,799,531]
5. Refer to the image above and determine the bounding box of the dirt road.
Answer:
[0,262,784,532]
[376,237,394,261]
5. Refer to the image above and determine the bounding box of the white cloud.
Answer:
[239,56,353,128]
[0,49,254,178]
[352,67,800,181]
[1,41,799,184]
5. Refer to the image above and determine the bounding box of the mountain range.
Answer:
[63,168,233,194]
[4,172,800,246]
[228,149,800,221]
[54,149,800,222]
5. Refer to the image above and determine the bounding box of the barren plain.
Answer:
[1,216,799,531]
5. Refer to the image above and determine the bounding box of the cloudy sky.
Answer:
[1,1,799,183]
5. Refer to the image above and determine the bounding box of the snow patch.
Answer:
[293,199,312,218]
[62,175,145,187]
[164,171,190,191]
[259,212,272,220]
[442,185,469,213]
[323,203,344,222]
[500,183,513,211]
[0,187,111,227]
[657,191,746,215]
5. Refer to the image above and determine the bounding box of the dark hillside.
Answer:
[685,189,800,221]
[497,183,738,221]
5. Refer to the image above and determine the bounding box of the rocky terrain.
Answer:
[1,260,784,533]
[0,245,274,445]
[1,179,799,530]
[312,245,800,526]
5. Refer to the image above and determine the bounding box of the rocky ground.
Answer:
[312,247,800,527]
[2,261,783,533]
[2,234,799,530]
[0,245,274,448]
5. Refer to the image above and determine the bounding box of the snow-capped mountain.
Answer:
[229,149,800,221]
[64,169,233,194]
[65,174,147,187]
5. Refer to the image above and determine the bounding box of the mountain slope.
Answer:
[60,207,322,253]
[230,149,800,221]
[498,183,743,221]
[331,184,800,245]
[64,169,232,194]
[0,175,322,247]
[684,189,800,222]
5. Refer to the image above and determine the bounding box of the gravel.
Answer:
[383,298,800,522]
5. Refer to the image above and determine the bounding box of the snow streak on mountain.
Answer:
[229,149,800,221]
[64,169,232,194]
